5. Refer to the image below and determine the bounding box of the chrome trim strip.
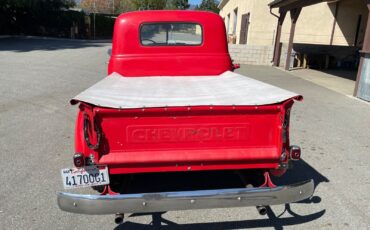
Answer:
[57,180,314,215]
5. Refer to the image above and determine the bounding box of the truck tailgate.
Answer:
[89,105,285,174]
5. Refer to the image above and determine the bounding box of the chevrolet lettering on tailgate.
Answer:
[127,124,250,143]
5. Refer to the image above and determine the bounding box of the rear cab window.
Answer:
[140,23,202,46]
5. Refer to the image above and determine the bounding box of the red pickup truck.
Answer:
[58,10,313,223]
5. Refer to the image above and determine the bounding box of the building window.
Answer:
[239,13,250,44]
[233,8,238,34]
[227,13,230,34]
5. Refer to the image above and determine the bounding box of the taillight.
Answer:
[282,109,290,145]
[73,153,85,168]
[289,145,301,161]
[232,63,240,70]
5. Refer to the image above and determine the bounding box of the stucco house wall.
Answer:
[280,0,368,46]
[219,0,368,66]
[219,0,276,46]
[220,0,367,47]
[219,0,276,65]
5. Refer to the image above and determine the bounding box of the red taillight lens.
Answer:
[73,153,85,168]
[289,145,301,161]
[233,63,240,70]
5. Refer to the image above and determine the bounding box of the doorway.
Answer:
[239,13,250,45]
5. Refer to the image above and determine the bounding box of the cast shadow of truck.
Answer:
[115,159,329,230]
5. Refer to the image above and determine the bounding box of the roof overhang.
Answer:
[269,0,332,10]
[218,0,230,9]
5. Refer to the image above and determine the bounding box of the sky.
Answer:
[189,0,202,5]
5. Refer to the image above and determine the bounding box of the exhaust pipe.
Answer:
[256,206,267,215]
[114,213,124,224]
[235,171,269,216]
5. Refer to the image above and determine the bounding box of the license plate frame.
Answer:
[61,165,110,189]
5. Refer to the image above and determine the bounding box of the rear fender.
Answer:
[74,103,99,163]
[270,97,301,176]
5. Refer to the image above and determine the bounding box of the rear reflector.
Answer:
[289,145,301,161]
[73,153,85,168]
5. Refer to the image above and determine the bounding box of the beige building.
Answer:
[219,0,370,101]
[219,0,367,46]
[219,0,275,46]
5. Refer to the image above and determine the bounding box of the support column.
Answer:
[353,1,370,98]
[329,1,339,46]
[272,10,287,66]
[285,7,302,71]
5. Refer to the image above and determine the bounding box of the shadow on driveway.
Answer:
[114,160,328,229]
[116,208,325,230]
[0,37,110,52]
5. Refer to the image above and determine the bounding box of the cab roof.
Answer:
[112,10,228,55]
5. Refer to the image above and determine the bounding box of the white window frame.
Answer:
[227,13,230,34]
[233,8,238,34]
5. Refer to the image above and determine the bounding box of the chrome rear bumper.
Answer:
[57,180,314,215]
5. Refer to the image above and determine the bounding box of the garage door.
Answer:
[357,54,370,102]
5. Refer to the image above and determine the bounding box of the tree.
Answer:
[0,0,75,11]
[80,0,189,13]
[116,0,136,13]
[167,0,190,10]
[196,0,219,13]
[0,0,76,35]
[80,0,112,14]
[80,0,136,14]
[131,0,167,10]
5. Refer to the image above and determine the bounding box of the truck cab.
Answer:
[108,10,232,77]
[58,10,313,223]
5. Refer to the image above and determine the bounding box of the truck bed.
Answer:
[71,71,301,108]
[72,71,301,175]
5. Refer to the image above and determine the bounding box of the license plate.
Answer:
[61,165,110,189]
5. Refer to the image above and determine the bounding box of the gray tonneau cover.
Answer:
[71,71,301,109]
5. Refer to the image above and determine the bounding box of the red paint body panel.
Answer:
[108,10,232,76]
[108,163,279,175]
[74,11,299,176]
[75,103,295,175]
[99,148,279,165]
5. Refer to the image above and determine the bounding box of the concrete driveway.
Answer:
[0,37,369,229]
